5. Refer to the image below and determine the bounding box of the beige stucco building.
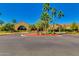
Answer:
[14,22,30,31]
[14,22,79,31]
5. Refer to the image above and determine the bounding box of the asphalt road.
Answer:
[0,34,79,56]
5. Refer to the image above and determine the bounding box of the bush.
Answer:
[65,29,73,32]
[47,30,53,34]
[2,23,15,32]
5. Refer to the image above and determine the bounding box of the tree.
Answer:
[12,19,17,24]
[42,3,64,34]
[40,12,51,33]
[0,20,4,25]
[50,8,57,33]
[0,13,4,25]
[51,8,64,33]
[43,3,50,12]
[35,20,44,33]
[71,22,78,32]
[3,23,15,32]
[58,10,64,18]
[36,3,64,34]
[29,24,37,31]
[40,3,51,34]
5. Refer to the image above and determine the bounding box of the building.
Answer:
[14,22,30,31]
[14,22,79,31]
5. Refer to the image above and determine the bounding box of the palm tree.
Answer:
[29,24,37,31]
[51,8,57,17]
[51,8,64,33]
[43,3,50,12]
[58,10,64,32]
[35,20,43,33]
[40,3,51,34]
[41,12,51,22]
[40,12,51,33]
[50,8,57,33]
[40,3,64,34]
[58,10,64,18]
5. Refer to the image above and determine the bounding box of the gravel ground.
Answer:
[0,34,79,56]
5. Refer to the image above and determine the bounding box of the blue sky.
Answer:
[0,3,79,24]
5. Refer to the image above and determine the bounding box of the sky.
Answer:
[0,3,79,24]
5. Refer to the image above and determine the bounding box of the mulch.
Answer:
[23,33,59,36]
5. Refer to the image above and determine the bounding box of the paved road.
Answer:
[0,34,79,56]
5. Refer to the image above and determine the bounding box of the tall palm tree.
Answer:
[58,10,64,32]
[50,8,57,33]
[35,20,43,33]
[41,12,51,22]
[40,3,64,34]
[58,10,64,18]
[43,3,50,12]
[29,24,36,31]
[40,12,51,33]
[51,8,57,17]
[51,8,64,33]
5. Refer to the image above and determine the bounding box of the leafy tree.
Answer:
[29,24,37,31]
[0,13,4,26]
[35,20,44,32]
[12,19,17,24]
[71,22,78,31]
[3,23,15,32]
[0,20,4,25]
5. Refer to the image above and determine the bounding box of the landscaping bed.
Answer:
[23,33,59,36]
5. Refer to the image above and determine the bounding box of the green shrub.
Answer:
[2,23,15,32]
[47,30,52,34]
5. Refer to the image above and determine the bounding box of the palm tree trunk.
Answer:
[45,24,47,34]
[59,28,61,32]
[53,16,55,34]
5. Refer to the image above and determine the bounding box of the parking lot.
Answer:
[0,34,79,56]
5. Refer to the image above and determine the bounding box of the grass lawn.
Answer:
[0,31,13,35]
[0,31,28,35]
[66,32,79,35]
[0,31,79,36]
